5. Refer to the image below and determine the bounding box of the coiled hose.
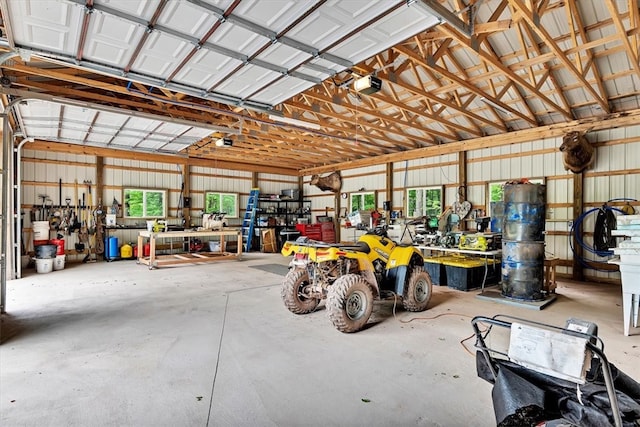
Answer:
[569,198,636,270]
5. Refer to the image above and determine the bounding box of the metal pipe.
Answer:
[1,96,24,314]
[14,137,34,279]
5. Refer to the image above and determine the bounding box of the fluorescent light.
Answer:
[480,97,512,116]
[268,114,321,130]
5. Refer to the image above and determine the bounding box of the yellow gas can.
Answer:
[120,243,133,259]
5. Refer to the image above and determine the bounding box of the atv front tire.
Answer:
[327,274,374,333]
[282,269,319,314]
[403,268,433,312]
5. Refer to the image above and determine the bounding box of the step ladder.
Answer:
[242,188,260,252]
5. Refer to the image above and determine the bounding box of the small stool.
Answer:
[544,257,559,293]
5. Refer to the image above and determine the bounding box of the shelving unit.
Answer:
[255,198,311,228]
[253,198,311,251]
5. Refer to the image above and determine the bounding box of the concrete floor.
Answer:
[1,254,639,427]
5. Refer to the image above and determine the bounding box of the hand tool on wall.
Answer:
[95,197,104,256]
[83,180,95,262]
[70,180,79,232]
[76,190,87,253]
[38,194,48,221]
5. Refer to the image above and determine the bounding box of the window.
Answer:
[205,192,239,218]
[124,188,167,218]
[488,182,504,204]
[406,186,442,218]
[350,192,376,213]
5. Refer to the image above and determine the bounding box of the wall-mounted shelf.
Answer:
[255,199,311,228]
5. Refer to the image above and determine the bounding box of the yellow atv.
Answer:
[280,228,433,333]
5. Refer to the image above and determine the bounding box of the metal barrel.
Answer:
[501,240,545,301]
[500,184,547,301]
[503,183,546,203]
[502,184,546,241]
[503,202,546,241]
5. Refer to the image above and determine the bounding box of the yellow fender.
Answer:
[386,246,424,295]
[387,245,421,269]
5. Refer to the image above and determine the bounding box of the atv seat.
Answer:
[334,242,370,253]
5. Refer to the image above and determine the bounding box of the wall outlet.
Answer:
[567,220,574,228]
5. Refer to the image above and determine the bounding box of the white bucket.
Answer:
[53,254,66,271]
[35,258,53,274]
[32,221,51,241]
[208,241,221,252]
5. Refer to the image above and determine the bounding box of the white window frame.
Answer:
[350,191,376,213]
[406,186,443,218]
[123,188,167,219]
[204,191,239,218]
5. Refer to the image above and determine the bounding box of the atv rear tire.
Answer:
[327,274,373,333]
[282,269,319,314]
[402,268,433,312]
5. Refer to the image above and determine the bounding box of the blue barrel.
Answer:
[105,236,119,259]
[501,240,545,301]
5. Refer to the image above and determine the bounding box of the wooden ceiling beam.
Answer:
[604,0,640,85]
[566,0,610,112]
[630,0,640,55]
[359,59,507,134]
[302,107,640,175]
[232,127,368,161]
[23,140,298,174]
[3,64,240,125]
[306,80,468,140]
[286,98,427,149]
[439,23,572,121]
[394,45,537,126]
[516,8,572,114]
[509,0,609,113]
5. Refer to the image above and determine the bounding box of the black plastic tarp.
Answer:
[476,352,640,426]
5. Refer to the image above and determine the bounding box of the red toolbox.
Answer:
[295,224,322,240]
[320,222,336,243]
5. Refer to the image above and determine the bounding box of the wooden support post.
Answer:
[458,151,467,230]
[458,151,467,188]
[386,162,393,224]
[252,172,258,189]
[96,156,104,207]
[181,163,190,226]
[572,174,584,281]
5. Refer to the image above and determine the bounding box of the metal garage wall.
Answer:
[17,150,298,266]
[17,123,640,282]
[304,125,640,283]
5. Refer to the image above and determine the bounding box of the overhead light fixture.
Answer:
[353,75,382,95]
[480,97,512,116]
[267,114,321,130]
[215,137,233,147]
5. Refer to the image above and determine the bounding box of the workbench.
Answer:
[137,229,242,269]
